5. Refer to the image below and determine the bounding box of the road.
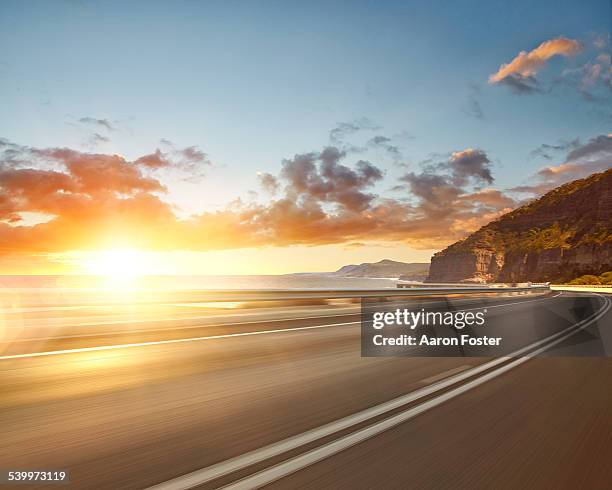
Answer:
[0,289,611,489]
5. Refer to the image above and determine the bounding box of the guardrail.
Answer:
[0,285,551,309]
[143,286,551,303]
[397,282,550,289]
[552,284,612,288]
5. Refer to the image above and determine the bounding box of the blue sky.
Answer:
[0,0,610,273]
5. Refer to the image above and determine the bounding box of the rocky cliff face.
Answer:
[427,249,505,283]
[427,169,612,283]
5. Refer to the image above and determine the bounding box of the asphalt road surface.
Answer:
[1,289,611,489]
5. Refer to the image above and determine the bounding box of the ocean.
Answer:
[0,275,400,290]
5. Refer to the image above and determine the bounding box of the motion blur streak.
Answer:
[148,294,610,490]
[1,290,611,489]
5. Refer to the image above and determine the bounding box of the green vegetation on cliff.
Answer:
[569,271,612,285]
[451,169,612,254]
[428,168,612,283]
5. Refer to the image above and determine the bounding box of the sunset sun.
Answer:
[82,249,151,279]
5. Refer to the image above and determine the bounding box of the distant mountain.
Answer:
[331,259,429,279]
[427,169,612,283]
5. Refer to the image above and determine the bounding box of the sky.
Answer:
[0,0,610,275]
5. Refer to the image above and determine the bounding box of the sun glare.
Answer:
[83,249,151,280]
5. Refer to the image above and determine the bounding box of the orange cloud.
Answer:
[458,189,515,209]
[489,37,581,91]
[510,134,612,196]
[0,141,522,254]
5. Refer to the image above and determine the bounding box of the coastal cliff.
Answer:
[427,169,612,283]
[332,259,429,279]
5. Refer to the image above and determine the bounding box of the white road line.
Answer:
[419,365,473,384]
[3,310,360,331]
[0,322,359,361]
[2,312,363,342]
[0,292,565,360]
[146,294,607,490]
[219,296,611,490]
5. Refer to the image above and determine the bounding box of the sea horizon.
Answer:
[0,273,405,290]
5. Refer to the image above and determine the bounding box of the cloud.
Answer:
[368,135,402,160]
[135,149,171,168]
[568,53,612,94]
[464,83,485,119]
[529,138,580,160]
[507,183,553,196]
[0,146,173,254]
[41,148,165,195]
[401,172,462,217]
[496,73,542,94]
[89,132,110,146]
[458,188,516,209]
[329,117,380,147]
[386,149,510,245]
[0,138,34,167]
[257,172,279,194]
[134,145,212,176]
[0,139,519,254]
[542,34,611,106]
[280,147,383,212]
[180,146,210,166]
[328,120,410,162]
[593,34,609,50]
[369,135,392,145]
[0,168,76,221]
[78,117,115,131]
[489,37,581,92]
[448,148,493,185]
[465,95,484,118]
[564,133,612,162]
[510,133,612,196]
[536,134,612,183]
